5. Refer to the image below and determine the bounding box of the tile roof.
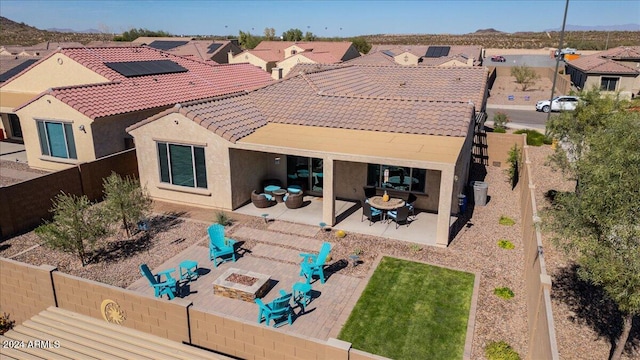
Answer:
[247,41,356,62]
[567,48,639,74]
[342,51,398,66]
[370,44,483,63]
[0,56,40,82]
[131,65,485,142]
[163,40,236,61]
[290,52,341,64]
[597,46,640,60]
[14,46,274,118]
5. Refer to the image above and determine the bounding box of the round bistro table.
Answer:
[368,196,405,210]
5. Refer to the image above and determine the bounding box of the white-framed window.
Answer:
[36,120,77,159]
[157,142,207,188]
[366,164,427,193]
[600,77,618,91]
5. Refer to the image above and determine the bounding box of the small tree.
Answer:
[510,64,539,91]
[351,37,372,54]
[35,192,109,267]
[263,27,276,41]
[282,28,303,41]
[102,172,152,238]
[505,144,521,189]
[303,31,316,41]
[493,111,510,132]
[543,111,640,360]
[238,30,260,49]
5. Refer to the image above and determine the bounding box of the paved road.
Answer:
[486,107,549,131]
[485,54,561,68]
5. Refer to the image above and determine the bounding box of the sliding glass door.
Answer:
[287,156,323,196]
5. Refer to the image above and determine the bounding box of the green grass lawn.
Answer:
[338,257,475,360]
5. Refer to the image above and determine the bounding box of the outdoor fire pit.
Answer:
[212,268,271,302]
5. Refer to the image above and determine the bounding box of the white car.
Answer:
[535,96,580,113]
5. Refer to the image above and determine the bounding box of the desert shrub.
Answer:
[485,341,521,360]
[0,313,15,335]
[499,215,515,226]
[494,287,515,300]
[513,129,552,146]
[498,239,515,249]
[216,211,232,226]
[493,112,510,131]
[505,144,521,189]
[494,127,506,133]
[409,243,422,253]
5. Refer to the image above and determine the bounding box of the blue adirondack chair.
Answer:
[208,224,237,267]
[299,242,331,284]
[255,290,293,327]
[139,264,177,300]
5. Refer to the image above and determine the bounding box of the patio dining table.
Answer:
[368,196,405,211]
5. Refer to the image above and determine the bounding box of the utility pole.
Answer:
[547,0,570,124]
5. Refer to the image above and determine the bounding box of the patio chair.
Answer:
[139,264,177,300]
[388,205,410,228]
[361,200,382,226]
[208,224,237,267]
[251,190,276,208]
[284,191,303,209]
[299,242,331,284]
[406,193,417,217]
[363,185,377,199]
[255,290,293,327]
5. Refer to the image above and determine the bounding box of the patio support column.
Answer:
[322,158,336,226]
[435,166,454,247]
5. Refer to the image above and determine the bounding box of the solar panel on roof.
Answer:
[0,59,38,82]
[104,60,188,77]
[382,50,395,57]
[148,40,189,50]
[425,46,451,58]
[207,43,223,54]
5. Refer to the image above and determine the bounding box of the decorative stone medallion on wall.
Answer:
[101,299,126,324]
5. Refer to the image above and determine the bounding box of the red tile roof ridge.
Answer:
[126,105,178,133]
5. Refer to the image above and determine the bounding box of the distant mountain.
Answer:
[473,28,504,34]
[545,24,640,31]
[47,27,102,34]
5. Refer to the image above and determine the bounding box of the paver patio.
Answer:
[127,224,366,340]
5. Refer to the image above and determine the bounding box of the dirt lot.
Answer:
[488,74,554,106]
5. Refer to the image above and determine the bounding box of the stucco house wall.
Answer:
[129,113,234,210]
[228,52,273,72]
[16,95,96,171]
[394,52,420,66]
[277,54,317,78]
[583,74,638,96]
[1,54,108,93]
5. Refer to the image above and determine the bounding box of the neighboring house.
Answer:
[0,56,41,140]
[161,40,242,64]
[564,46,640,98]
[367,45,484,67]
[1,46,273,171]
[228,41,361,78]
[127,65,488,246]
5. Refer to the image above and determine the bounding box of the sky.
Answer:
[1,0,639,37]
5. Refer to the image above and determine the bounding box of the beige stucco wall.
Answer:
[284,45,305,59]
[92,107,169,158]
[277,54,317,78]
[228,51,273,72]
[1,54,108,93]
[440,58,472,67]
[229,149,288,209]
[394,52,420,66]
[16,95,96,171]
[130,113,234,210]
[451,115,477,213]
[584,74,639,97]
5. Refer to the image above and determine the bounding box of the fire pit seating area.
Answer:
[213,267,271,302]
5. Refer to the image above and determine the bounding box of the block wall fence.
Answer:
[0,149,138,239]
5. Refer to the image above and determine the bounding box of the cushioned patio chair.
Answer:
[388,205,410,228]
[361,200,382,226]
[251,190,276,208]
[299,242,331,284]
[139,264,177,300]
[208,224,237,267]
[255,290,293,327]
[406,193,417,217]
[284,191,304,209]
